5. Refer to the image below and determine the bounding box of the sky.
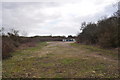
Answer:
[1,0,118,37]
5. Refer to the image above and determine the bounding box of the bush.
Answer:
[77,13,118,48]
[2,37,14,59]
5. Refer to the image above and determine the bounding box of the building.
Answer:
[62,38,76,42]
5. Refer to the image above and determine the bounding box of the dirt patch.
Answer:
[3,41,119,78]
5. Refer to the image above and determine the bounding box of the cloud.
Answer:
[2,0,118,36]
[0,3,2,27]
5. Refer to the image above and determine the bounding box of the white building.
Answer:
[62,38,76,42]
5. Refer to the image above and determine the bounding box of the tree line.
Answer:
[77,11,119,48]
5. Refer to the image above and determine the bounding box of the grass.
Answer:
[2,42,119,78]
[70,43,118,59]
[59,58,78,65]
[3,42,48,78]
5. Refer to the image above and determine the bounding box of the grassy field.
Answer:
[2,42,119,78]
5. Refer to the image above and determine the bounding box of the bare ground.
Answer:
[2,41,119,78]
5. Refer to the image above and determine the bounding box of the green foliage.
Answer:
[77,13,119,48]
[59,58,78,65]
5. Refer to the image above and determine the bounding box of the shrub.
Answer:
[2,37,14,59]
[77,13,118,48]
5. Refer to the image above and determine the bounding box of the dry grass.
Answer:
[2,42,119,78]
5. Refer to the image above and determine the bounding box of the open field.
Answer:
[2,42,119,78]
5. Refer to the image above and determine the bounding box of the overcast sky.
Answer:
[1,0,118,37]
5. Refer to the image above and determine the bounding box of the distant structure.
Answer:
[62,38,76,42]
[62,35,76,42]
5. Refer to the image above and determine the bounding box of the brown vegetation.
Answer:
[1,29,69,59]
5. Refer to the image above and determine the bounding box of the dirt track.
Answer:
[38,42,117,62]
[3,41,119,78]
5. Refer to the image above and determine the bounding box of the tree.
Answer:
[77,12,118,48]
[68,35,73,38]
